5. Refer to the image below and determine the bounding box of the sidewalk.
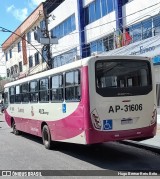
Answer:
[138,124,160,148]
[122,121,160,153]
[142,115,160,148]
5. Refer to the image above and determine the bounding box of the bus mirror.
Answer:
[2,92,4,99]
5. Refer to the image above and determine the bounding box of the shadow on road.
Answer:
[12,131,160,172]
[56,142,160,171]
[10,131,42,145]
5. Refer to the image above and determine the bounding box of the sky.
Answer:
[0,0,46,46]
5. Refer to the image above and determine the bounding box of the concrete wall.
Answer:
[48,0,80,57]
[123,0,160,26]
[2,4,44,51]
[85,11,116,43]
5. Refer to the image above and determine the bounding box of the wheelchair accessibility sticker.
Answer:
[103,120,112,130]
[62,103,66,113]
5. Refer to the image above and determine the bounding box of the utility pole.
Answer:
[34,4,58,70]
[43,8,52,70]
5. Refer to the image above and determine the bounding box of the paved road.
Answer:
[0,114,160,176]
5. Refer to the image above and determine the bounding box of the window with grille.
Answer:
[21,83,29,103]
[39,78,49,102]
[30,81,39,102]
[15,85,21,103]
[9,87,15,104]
[51,74,63,101]
[65,70,81,101]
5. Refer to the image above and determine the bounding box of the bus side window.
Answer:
[21,83,29,103]
[75,70,81,100]
[65,70,81,101]
[51,74,63,102]
[9,87,15,104]
[15,85,21,103]
[30,81,39,103]
[4,92,8,105]
[39,78,49,102]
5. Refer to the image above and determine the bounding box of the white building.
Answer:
[47,0,160,110]
[0,49,6,77]
[2,3,46,79]
[48,0,116,67]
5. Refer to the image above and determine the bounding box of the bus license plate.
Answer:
[121,118,133,125]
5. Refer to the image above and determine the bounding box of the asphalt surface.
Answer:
[0,114,160,177]
[120,124,160,154]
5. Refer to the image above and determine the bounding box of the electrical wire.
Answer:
[4,17,160,74]
[1,0,160,47]
[2,14,160,58]
[2,1,160,76]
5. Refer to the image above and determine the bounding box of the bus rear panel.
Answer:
[86,56,157,144]
[3,55,157,147]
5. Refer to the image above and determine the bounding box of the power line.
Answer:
[1,10,159,57]
[2,15,160,63]
[2,0,160,48]
[2,1,160,75]
[1,1,159,51]
[0,26,50,67]
[0,10,42,45]
[49,4,160,56]
[31,3,160,56]
[49,1,160,37]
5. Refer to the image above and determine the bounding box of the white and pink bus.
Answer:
[3,55,157,149]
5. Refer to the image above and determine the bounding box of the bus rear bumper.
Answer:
[85,123,157,144]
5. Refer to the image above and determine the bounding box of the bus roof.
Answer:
[4,55,150,88]
[4,56,90,88]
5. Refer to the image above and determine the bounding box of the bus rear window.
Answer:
[95,59,152,97]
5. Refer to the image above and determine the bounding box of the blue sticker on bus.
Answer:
[103,120,112,130]
[62,104,66,113]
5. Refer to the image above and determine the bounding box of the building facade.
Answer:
[2,0,160,109]
[49,0,117,67]
[48,0,160,110]
[47,0,160,66]
[2,3,46,79]
[0,49,6,77]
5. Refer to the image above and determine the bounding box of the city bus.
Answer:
[3,55,157,149]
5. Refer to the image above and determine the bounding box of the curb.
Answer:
[120,140,160,155]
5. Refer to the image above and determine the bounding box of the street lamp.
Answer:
[0,26,46,65]
[0,26,54,77]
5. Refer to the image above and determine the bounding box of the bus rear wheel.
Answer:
[12,120,20,135]
[42,125,52,149]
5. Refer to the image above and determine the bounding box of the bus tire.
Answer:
[12,120,20,135]
[42,125,52,149]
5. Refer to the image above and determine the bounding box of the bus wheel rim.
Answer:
[44,129,49,144]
